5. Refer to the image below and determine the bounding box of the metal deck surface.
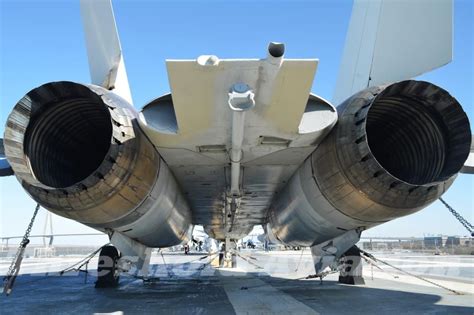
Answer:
[1,250,473,314]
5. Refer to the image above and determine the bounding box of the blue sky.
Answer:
[0,0,472,244]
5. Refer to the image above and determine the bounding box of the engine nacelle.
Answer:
[267,80,471,247]
[4,81,192,247]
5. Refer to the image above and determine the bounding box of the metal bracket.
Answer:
[110,232,152,278]
[310,229,361,275]
[228,83,255,197]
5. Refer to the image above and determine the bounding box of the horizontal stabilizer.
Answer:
[80,0,133,104]
[460,135,474,174]
[333,0,453,105]
[0,139,13,177]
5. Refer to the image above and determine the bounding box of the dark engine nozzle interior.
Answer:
[24,88,112,188]
[3,82,192,248]
[3,82,152,219]
[267,80,471,247]
[365,81,469,185]
[320,80,471,219]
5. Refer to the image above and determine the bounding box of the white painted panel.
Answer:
[333,0,453,105]
[80,0,133,104]
[370,0,453,86]
[333,0,381,105]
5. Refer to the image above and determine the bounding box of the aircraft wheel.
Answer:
[95,245,120,288]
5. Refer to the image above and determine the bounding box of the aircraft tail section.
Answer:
[333,0,453,105]
[80,0,133,104]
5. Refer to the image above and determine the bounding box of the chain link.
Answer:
[2,203,40,294]
[439,198,473,235]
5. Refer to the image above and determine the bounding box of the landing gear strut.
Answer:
[95,245,120,288]
[218,239,237,268]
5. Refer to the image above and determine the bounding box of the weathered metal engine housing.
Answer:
[4,81,192,247]
[267,80,471,247]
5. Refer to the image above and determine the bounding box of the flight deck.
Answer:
[1,250,473,314]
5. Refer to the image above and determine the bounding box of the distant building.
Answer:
[459,237,472,246]
[445,236,460,247]
[424,236,473,248]
[423,236,446,248]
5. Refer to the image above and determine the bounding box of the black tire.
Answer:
[95,245,120,288]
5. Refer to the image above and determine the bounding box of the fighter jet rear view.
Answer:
[0,0,472,289]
